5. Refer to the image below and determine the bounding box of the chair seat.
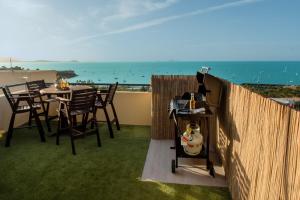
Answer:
[59,109,90,117]
[17,103,41,112]
[95,101,104,108]
[70,109,90,116]
[43,98,57,103]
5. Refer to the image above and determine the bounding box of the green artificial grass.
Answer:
[0,124,231,200]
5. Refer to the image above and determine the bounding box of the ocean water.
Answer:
[1,61,300,85]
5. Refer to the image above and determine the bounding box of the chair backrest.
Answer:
[26,80,46,92]
[204,74,223,108]
[105,82,118,104]
[70,88,97,113]
[2,86,15,109]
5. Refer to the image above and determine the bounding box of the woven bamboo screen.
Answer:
[151,75,198,139]
[151,75,300,200]
[218,81,300,200]
[285,109,300,200]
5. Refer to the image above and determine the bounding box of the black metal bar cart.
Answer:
[169,98,215,177]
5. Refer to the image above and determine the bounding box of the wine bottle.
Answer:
[190,93,196,109]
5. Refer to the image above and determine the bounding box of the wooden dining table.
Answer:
[40,85,92,96]
[39,85,93,136]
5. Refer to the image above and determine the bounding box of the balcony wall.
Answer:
[95,91,151,126]
[0,71,57,131]
[0,70,57,86]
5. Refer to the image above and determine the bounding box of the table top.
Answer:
[40,85,92,95]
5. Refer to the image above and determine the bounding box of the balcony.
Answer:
[1,70,300,200]
[0,70,230,200]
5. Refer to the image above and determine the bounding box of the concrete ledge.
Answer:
[0,91,152,131]
[98,91,152,126]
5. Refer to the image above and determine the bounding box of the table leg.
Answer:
[48,98,68,137]
[29,100,46,142]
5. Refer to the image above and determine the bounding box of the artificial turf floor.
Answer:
[0,123,231,200]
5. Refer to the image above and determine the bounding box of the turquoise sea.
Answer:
[1,61,300,85]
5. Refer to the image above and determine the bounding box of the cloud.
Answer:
[69,0,263,44]
[99,0,179,28]
[0,0,46,15]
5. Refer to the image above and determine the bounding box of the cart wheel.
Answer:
[172,160,176,173]
[209,167,215,178]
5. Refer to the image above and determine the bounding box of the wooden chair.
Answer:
[26,80,56,132]
[56,88,101,155]
[94,82,120,138]
[2,86,46,147]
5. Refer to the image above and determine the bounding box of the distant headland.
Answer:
[32,60,79,62]
[0,57,79,63]
[0,66,78,79]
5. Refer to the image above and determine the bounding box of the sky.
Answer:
[0,0,299,61]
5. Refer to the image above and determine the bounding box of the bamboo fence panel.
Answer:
[285,109,300,200]
[218,81,294,200]
[247,94,289,200]
[151,75,198,139]
[217,81,231,173]
[151,75,300,200]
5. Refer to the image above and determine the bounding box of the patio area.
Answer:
[0,123,231,200]
[1,72,299,200]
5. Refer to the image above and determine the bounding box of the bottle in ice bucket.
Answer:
[60,79,63,89]
[57,79,61,89]
[63,79,67,89]
[190,93,196,109]
[65,81,69,88]
[58,79,69,90]
[60,79,65,89]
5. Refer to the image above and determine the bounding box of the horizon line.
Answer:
[2,59,300,63]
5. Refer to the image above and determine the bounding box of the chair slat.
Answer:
[56,87,100,155]
[70,88,97,113]
[26,80,47,91]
